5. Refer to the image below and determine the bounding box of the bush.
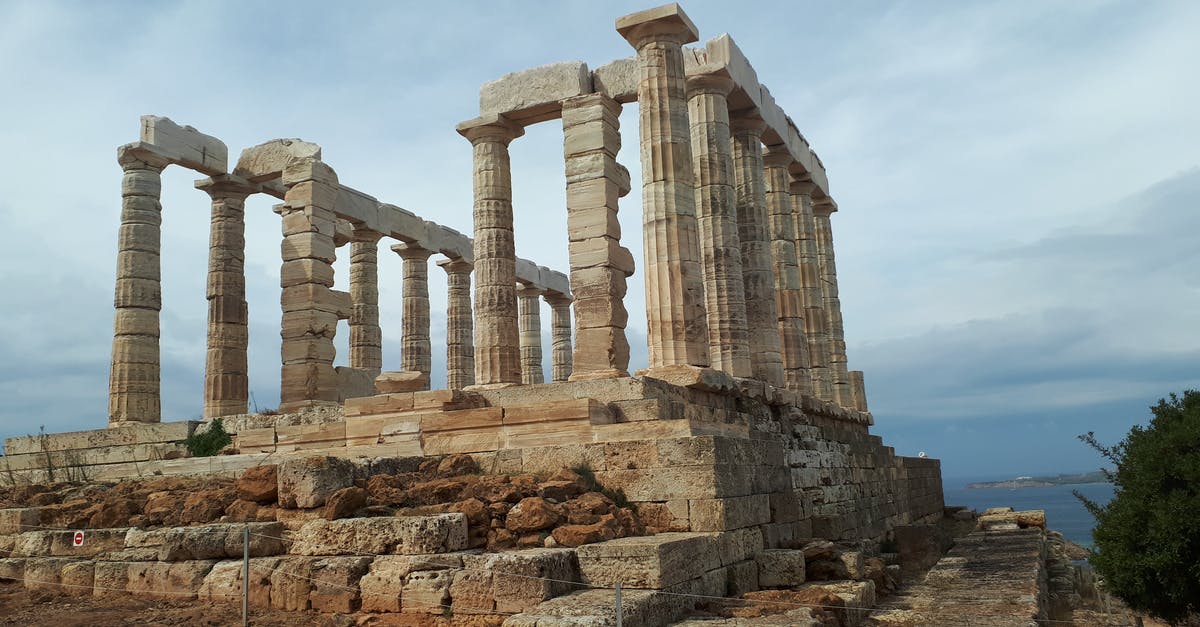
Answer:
[184,417,233,457]
[1077,391,1200,624]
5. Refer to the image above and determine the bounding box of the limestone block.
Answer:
[0,508,40,534]
[503,587,688,627]
[290,515,467,556]
[726,559,759,596]
[576,532,718,589]
[798,580,875,627]
[126,560,217,598]
[334,185,380,226]
[309,556,372,613]
[277,456,356,509]
[0,558,24,582]
[4,421,194,456]
[152,522,285,561]
[709,527,765,567]
[139,115,228,174]
[23,557,71,593]
[455,548,579,614]
[755,549,806,588]
[592,57,639,103]
[235,138,321,182]
[92,561,129,597]
[480,61,592,124]
[688,494,771,532]
[359,554,463,613]
[60,561,94,597]
[402,568,456,614]
[375,371,431,394]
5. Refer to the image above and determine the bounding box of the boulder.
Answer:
[323,486,368,520]
[277,457,355,509]
[236,465,278,503]
[506,497,561,534]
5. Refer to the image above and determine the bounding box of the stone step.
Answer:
[503,588,691,627]
[576,533,720,590]
[289,514,468,556]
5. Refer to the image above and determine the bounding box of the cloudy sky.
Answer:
[0,1,1196,483]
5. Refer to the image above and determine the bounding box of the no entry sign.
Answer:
[72,531,84,547]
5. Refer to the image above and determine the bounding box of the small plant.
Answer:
[183,418,233,457]
[571,463,634,510]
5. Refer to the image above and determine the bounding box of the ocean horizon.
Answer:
[941,475,1114,548]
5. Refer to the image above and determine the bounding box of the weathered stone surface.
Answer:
[756,549,806,588]
[139,115,228,174]
[375,371,430,394]
[236,464,278,502]
[138,522,285,561]
[290,515,468,556]
[234,138,321,182]
[576,532,717,589]
[322,486,368,520]
[0,508,41,534]
[126,560,217,598]
[504,587,688,627]
[506,497,561,534]
[402,567,456,614]
[452,548,579,615]
[480,61,592,124]
[277,456,355,509]
[359,554,463,613]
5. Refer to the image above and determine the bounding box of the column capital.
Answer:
[729,113,767,136]
[391,242,434,261]
[543,291,573,306]
[788,178,817,197]
[811,197,838,217]
[515,283,545,298]
[437,257,473,274]
[195,174,258,201]
[456,114,524,146]
[686,73,735,97]
[617,3,699,48]
[762,144,794,169]
[117,143,172,171]
[352,227,384,244]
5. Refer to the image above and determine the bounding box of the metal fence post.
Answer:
[242,524,249,627]
[615,581,622,627]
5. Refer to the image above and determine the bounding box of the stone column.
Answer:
[348,229,383,373]
[278,158,340,411]
[688,74,751,378]
[730,116,785,388]
[393,244,433,387]
[813,199,853,406]
[457,115,524,387]
[438,258,475,390]
[849,370,869,413]
[618,4,710,369]
[561,94,633,380]
[791,179,833,401]
[545,292,573,382]
[762,146,811,394]
[516,285,545,385]
[195,176,255,418]
[109,146,171,424]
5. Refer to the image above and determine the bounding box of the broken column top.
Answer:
[616,3,699,46]
[137,115,228,175]
[234,138,322,183]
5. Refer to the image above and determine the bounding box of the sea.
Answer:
[941,477,1115,549]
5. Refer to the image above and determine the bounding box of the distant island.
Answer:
[966,470,1110,489]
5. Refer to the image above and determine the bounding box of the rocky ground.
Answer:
[0,454,645,552]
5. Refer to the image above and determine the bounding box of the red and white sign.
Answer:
[72,531,84,547]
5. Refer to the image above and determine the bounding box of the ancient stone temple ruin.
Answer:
[0,5,965,625]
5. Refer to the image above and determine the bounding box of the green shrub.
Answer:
[184,417,232,457]
[1077,391,1200,624]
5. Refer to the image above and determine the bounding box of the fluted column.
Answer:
[109,146,171,424]
[393,244,433,387]
[545,293,573,382]
[730,117,785,388]
[763,146,811,394]
[457,115,524,387]
[562,94,633,380]
[688,74,751,378]
[618,4,709,369]
[813,200,853,406]
[438,258,475,390]
[516,285,545,385]
[849,370,869,412]
[791,179,833,401]
[278,158,340,410]
[196,176,255,418]
[349,229,383,373]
